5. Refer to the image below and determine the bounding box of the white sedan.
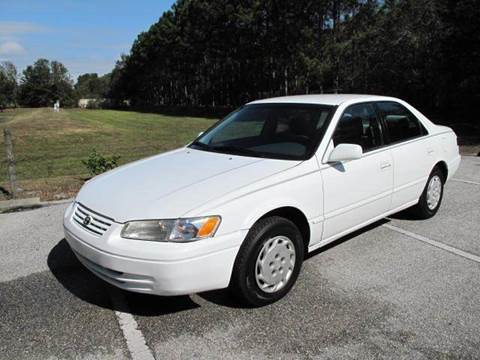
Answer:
[64,94,461,306]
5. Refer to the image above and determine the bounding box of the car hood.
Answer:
[76,148,301,222]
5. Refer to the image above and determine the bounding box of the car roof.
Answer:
[247,94,399,106]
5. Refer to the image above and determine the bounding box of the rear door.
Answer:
[375,101,434,209]
[321,102,394,242]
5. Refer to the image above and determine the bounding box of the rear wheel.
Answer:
[411,167,445,219]
[229,216,304,306]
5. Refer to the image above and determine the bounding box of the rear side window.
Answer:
[376,101,427,144]
[332,103,383,152]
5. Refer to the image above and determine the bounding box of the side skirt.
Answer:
[307,199,419,253]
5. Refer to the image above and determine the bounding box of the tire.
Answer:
[229,216,304,307]
[410,167,445,219]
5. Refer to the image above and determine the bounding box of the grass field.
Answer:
[0,108,215,200]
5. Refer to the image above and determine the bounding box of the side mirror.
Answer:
[328,143,363,163]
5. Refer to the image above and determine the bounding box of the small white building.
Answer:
[78,98,99,109]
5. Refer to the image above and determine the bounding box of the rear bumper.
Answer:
[64,215,245,296]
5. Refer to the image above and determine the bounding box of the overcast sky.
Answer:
[0,0,176,81]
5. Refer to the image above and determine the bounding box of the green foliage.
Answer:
[107,0,479,122]
[107,55,129,107]
[74,73,110,100]
[18,59,75,107]
[3,0,479,123]
[82,149,120,176]
[0,62,18,109]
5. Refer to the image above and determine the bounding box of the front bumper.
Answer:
[63,205,245,296]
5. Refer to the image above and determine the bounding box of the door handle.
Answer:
[380,162,392,170]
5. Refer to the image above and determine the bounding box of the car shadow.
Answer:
[305,218,390,260]
[196,288,251,308]
[387,209,421,221]
[49,217,400,313]
[47,239,201,315]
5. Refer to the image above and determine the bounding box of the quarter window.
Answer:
[376,101,427,143]
[332,103,383,152]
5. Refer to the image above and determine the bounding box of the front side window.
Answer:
[190,104,334,160]
[376,101,427,143]
[332,103,383,152]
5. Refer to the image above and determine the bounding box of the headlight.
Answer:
[120,216,221,242]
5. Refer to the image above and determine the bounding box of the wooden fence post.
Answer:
[3,128,17,199]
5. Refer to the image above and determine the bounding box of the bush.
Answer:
[82,149,120,176]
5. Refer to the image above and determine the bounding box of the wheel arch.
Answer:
[256,206,311,253]
[434,160,448,181]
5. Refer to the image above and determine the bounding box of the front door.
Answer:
[320,102,393,242]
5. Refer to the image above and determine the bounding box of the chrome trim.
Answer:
[72,202,112,236]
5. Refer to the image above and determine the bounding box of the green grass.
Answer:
[0,108,216,199]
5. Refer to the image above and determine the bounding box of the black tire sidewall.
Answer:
[418,168,445,218]
[233,217,304,306]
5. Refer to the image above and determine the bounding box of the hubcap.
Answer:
[255,236,296,293]
[426,175,442,210]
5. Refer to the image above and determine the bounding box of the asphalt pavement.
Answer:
[0,156,479,359]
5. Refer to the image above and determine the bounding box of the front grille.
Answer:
[72,202,113,236]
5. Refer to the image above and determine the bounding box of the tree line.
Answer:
[1,0,479,124]
[0,59,110,109]
[110,0,479,121]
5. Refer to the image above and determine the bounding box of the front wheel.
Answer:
[411,167,445,219]
[229,216,304,307]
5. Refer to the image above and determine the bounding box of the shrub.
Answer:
[82,149,120,176]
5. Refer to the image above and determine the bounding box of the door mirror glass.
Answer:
[328,143,363,162]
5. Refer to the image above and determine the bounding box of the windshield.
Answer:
[189,103,334,160]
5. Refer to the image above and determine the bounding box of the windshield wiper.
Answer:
[190,142,266,158]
